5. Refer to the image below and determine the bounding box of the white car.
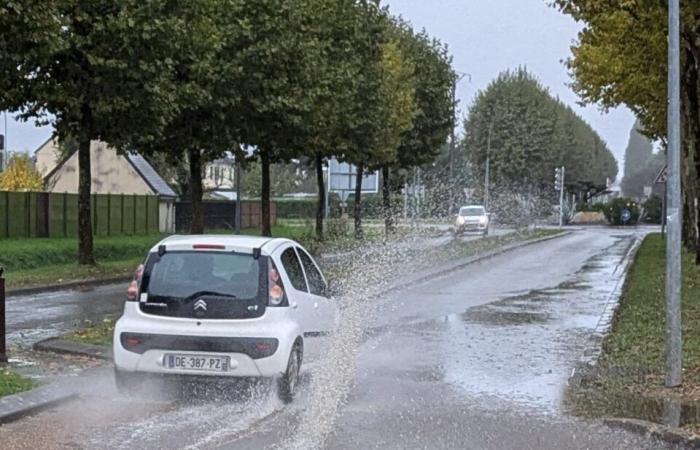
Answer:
[113,235,337,403]
[454,205,490,236]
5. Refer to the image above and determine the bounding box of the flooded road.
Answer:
[0,227,675,449]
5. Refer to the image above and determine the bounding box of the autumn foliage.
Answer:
[0,154,44,192]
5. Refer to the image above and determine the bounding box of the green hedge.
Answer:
[604,198,641,225]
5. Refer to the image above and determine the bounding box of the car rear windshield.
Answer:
[460,207,484,216]
[139,251,266,319]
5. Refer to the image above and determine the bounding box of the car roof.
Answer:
[150,235,296,255]
[461,205,485,209]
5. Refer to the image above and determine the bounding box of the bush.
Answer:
[577,202,607,213]
[641,195,662,224]
[603,197,640,225]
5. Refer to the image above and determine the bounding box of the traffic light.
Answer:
[0,134,4,151]
[554,167,562,191]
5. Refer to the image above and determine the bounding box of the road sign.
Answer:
[655,165,668,184]
[621,208,632,224]
[328,157,379,202]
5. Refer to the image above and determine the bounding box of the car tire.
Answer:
[114,369,141,395]
[277,342,302,404]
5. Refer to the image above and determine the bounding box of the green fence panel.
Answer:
[94,194,111,236]
[0,192,8,238]
[65,194,79,237]
[147,196,159,234]
[28,192,38,237]
[122,195,135,235]
[109,195,123,235]
[48,193,65,237]
[134,196,147,235]
[7,192,28,238]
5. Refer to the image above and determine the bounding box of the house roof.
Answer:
[41,141,178,199]
[126,153,178,198]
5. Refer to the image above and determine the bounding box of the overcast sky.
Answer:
[3,0,634,172]
[386,0,635,171]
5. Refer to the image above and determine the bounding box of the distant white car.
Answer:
[113,235,337,403]
[455,205,490,236]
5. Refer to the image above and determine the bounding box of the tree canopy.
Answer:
[463,68,618,197]
[553,0,700,261]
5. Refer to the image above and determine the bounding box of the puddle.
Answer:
[461,308,550,326]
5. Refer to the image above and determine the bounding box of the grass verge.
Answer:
[64,318,116,347]
[0,368,34,397]
[1,224,389,290]
[566,233,700,431]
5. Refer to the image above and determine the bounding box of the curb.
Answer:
[568,236,643,387]
[604,418,700,449]
[33,337,113,361]
[0,382,78,425]
[7,276,131,298]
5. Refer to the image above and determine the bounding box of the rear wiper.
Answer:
[184,291,238,301]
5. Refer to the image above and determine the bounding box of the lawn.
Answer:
[64,318,116,347]
[0,225,320,289]
[0,368,34,397]
[566,233,700,430]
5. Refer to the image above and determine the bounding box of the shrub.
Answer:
[604,198,640,225]
[640,195,662,224]
[577,202,607,213]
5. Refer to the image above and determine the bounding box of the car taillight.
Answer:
[126,264,145,302]
[268,260,287,307]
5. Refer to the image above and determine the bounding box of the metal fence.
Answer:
[0,191,159,238]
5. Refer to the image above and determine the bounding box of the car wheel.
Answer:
[278,343,302,404]
[114,369,141,395]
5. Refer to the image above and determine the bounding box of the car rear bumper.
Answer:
[113,303,299,378]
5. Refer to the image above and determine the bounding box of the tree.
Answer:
[375,39,417,235]
[463,69,617,208]
[621,121,659,198]
[128,0,242,234]
[389,20,456,226]
[0,1,181,263]
[553,0,700,261]
[0,154,43,191]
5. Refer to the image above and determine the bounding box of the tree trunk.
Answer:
[682,46,700,262]
[77,135,95,265]
[382,165,394,237]
[261,148,272,237]
[188,147,204,234]
[315,152,325,240]
[354,163,364,239]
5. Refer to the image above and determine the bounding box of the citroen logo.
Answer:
[194,299,208,312]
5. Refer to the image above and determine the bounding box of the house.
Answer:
[35,138,178,232]
[204,156,239,200]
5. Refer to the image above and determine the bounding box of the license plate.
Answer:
[166,354,230,372]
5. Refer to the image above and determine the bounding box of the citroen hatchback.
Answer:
[112,235,336,403]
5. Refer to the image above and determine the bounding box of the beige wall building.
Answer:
[35,139,178,233]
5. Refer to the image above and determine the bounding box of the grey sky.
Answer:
[386,0,635,173]
[4,0,634,174]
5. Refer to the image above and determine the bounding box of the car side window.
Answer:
[280,247,308,292]
[297,248,326,296]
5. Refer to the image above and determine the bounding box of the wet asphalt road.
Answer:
[0,227,676,450]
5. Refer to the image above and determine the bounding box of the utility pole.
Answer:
[484,121,493,211]
[666,0,683,388]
